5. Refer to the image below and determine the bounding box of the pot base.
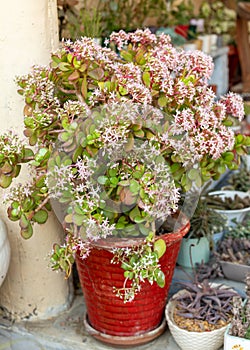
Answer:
[84,314,166,347]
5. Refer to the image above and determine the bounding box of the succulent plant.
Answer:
[214,219,250,266]
[195,259,224,282]
[173,278,239,330]
[178,185,227,242]
[229,273,250,339]
[226,161,250,192]
[206,193,250,210]
[188,197,227,241]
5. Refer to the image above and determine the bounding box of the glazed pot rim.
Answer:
[91,211,190,249]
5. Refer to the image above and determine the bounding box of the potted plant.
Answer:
[177,193,227,268]
[206,190,250,225]
[0,29,249,344]
[214,218,250,282]
[224,159,250,192]
[198,0,236,41]
[224,273,250,349]
[165,275,239,350]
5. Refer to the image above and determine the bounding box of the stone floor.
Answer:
[0,267,246,350]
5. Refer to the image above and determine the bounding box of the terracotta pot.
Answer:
[76,212,190,345]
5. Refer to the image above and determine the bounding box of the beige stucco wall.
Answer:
[0,0,72,320]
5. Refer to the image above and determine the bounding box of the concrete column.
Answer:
[0,0,72,319]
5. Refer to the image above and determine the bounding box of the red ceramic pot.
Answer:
[174,24,189,39]
[76,212,190,344]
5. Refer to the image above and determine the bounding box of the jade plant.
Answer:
[0,29,249,301]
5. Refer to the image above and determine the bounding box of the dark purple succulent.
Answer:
[173,279,239,325]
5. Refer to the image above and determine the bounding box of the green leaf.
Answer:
[116,222,125,229]
[29,133,38,146]
[88,67,104,80]
[171,163,181,173]
[129,180,140,194]
[134,129,144,138]
[134,216,145,224]
[81,75,88,99]
[0,174,12,188]
[58,62,71,72]
[1,162,13,174]
[125,136,134,152]
[121,262,132,271]
[187,168,200,181]
[108,168,117,177]
[133,170,143,179]
[142,71,150,87]
[223,151,234,162]
[97,176,108,185]
[155,269,165,288]
[73,145,83,163]
[72,213,85,226]
[68,70,80,81]
[158,96,167,108]
[217,163,226,174]
[236,134,244,143]
[119,86,128,96]
[23,147,34,160]
[64,214,73,223]
[19,214,30,229]
[110,177,119,186]
[33,210,48,224]
[23,197,34,212]
[138,224,150,236]
[120,50,133,62]
[51,55,61,65]
[154,239,166,259]
[21,223,33,239]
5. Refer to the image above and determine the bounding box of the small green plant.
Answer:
[187,196,227,242]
